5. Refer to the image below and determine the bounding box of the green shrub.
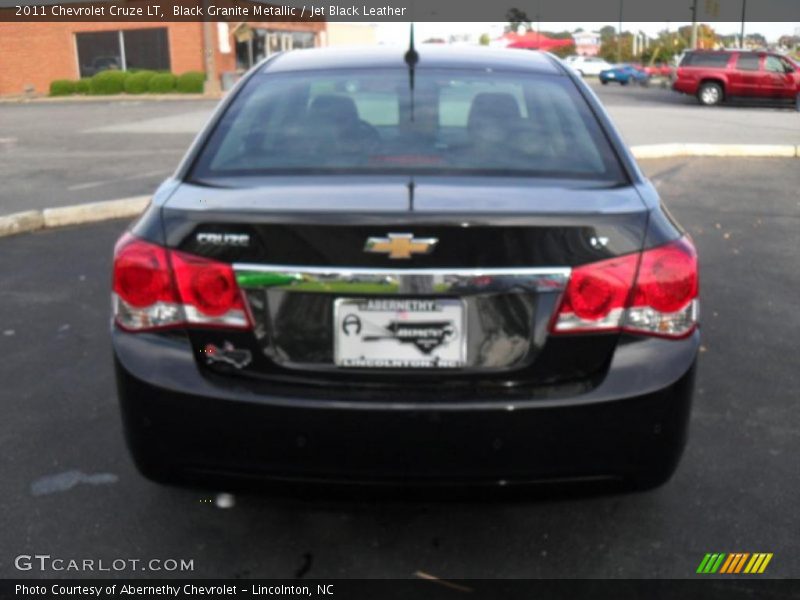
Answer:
[124,70,157,94]
[75,78,91,94]
[89,70,127,95]
[148,72,177,94]
[176,71,205,94]
[49,80,76,96]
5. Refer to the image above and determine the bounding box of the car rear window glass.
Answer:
[736,54,760,71]
[189,68,625,182]
[682,52,731,68]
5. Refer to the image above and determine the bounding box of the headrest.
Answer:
[309,94,360,123]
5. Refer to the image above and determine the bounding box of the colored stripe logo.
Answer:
[697,553,773,574]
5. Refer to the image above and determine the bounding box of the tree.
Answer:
[745,33,767,48]
[778,35,800,50]
[549,43,576,58]
[599,32,634,63]
[506,8,532,33]
[542,30,574,40]
[697,24,718,49]
[599,25,616,42]
[640,29,688,63]
[678,24,717,49]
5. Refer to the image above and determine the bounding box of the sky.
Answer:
[374,22,800,45]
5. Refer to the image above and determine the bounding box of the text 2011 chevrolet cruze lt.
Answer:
[112,46,699,490]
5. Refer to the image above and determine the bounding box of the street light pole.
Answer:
[617,0,623,64]
[202,0,221,95]
[690,0,698,49]
[739,0,746,48]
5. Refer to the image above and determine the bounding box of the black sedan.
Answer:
[112,46,699,490]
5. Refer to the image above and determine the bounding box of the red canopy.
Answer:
[496,31,574,50]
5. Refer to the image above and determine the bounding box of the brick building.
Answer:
[0,20,325,96]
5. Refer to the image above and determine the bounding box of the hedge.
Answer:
[49,80,76,96]
[89,70,127,95]
[124,70,157,94]
[148,73,177,93]
[176,71,205,94]
[75,78,91,94]
[48,70,208,96]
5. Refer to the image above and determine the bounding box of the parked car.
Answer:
[82,55,121,77]
[599,64,651,86]
[112,46,699,491]
[673,50,800,105]
[566,55,614,77]
[643,62,674,78]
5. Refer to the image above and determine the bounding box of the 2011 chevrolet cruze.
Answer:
[112,46,699,490]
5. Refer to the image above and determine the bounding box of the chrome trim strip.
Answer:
[234,264,571,295]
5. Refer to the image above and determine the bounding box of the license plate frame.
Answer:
[333,297,467,369]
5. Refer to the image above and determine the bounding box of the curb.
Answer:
[0,196,149,239]
[0,210,44,238]
[631,143,799,160]
[0,93,222,104]
[0,144,798,239]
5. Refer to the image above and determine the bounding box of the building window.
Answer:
[123,29,170,71]
[234,28,316,71]
[76,31,121,77]
[76,28,170,77]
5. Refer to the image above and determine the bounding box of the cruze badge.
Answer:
[203,342,252,369]
[364,233,438,259]
[196,232,250,247]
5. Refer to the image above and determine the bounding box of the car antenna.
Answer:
[404,23,418,212]
[404,22,419,122]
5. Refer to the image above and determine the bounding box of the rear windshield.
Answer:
[681,52,731,68]
[189,68,625,182]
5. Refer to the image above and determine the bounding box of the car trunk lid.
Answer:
[162,177,648,391]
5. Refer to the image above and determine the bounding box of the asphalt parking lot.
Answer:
[1,82,798,213]
[1,157,798,579]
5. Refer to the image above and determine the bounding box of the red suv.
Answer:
[673,50,799,106]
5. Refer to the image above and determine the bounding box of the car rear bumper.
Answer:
[113,329,698,486]
[672,79,696,94]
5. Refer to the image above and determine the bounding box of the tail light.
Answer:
[170,250,249,328]
[552,237,698,339]
[112,233,251,332]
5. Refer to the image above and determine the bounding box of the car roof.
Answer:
[262,45,563,75]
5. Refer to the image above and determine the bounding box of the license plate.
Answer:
[334,298,466,368]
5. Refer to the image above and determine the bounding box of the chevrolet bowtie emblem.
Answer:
[364,233,438,260]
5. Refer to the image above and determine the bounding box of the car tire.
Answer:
[601,79,608,85]
[577,70,585,77]
[620,80,629,86]
[698,81,723,106]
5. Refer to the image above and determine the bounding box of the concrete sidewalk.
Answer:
[87,103,800,146]
[608,104,800,147]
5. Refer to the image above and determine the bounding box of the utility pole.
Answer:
[690,0,698,49]
[617,0,623,64]
[739,0,746,48]
[202,1,221,96]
